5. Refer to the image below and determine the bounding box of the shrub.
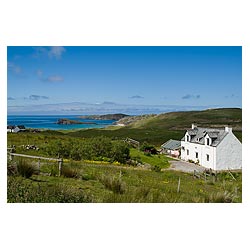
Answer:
[61,166,79,178]
[16,159,36,178]
[111,141,130,164]
[205,190,237,203]
[7,164,17,176]
[99,174,126,194]
[188,159,195,164]
[140,143,158,155]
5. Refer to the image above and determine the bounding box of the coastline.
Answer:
[7,114,116,131]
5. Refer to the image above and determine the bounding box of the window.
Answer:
[206,138,210,145]
[187,149,189,155]
[195,152,198,158]
[206,154,209,161]
[186,135,189,141]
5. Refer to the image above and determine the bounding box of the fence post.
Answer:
[177,177,181,193]
[9,148,14,161]
[58,158,63,176]
[9,153,13,161]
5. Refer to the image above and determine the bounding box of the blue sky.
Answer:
[7,46,242,115]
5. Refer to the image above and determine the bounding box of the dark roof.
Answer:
[16,125,26,129]
[7,125,15,129]
[161,139,181,150]
[182,126,229,147]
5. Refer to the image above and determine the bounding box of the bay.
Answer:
[7,115,115,130]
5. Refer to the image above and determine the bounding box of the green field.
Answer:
[8,161,242,203]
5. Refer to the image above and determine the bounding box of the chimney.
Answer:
[225,126,232,133]
[191,124,197,129]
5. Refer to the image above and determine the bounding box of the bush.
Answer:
[111,141,130,164]
[99,174,126,194]
[61,166,79,178]
[140,143,158,155]
[205,190,236,203]
[45,136,130,164]
[188,159,195,164]
[7,164,17,176]
[16,159,36,178]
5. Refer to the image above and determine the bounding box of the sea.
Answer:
[7,115,116,130]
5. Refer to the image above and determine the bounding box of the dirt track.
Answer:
[167,160,206,173]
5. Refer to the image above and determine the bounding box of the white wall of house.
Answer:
[181,129,242,171]
[168,149,180,157]
[181,139,216,169]
[216,133,242,170]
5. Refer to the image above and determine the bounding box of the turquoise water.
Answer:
[7,115,115,130]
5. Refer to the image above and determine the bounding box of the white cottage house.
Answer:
[7,125,26,133]
[181,124,242,171]
[13,125,26,133]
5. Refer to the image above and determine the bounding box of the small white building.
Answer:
[161,139,181,157]
[7,125,15,133]
[7,125,26,133]
[181,124,242,171]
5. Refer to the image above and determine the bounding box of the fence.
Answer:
[193,169,217,182]
[8,152,63,176]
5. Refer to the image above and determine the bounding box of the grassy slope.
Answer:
[8,163,242,203]
[66,108,242,146]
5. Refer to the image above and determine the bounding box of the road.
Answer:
[167,160,206,173]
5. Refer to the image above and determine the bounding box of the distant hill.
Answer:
[117,108,242,131]
[79,113,130,121]
[68,108,242,146]
[115,114,157,125]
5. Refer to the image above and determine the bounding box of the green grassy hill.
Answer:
[67,108,242,146]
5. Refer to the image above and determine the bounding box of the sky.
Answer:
[7,46,242,115]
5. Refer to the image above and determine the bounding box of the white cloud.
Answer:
[33,46,66,60]
[45,75,64,82]
[8,62,22,74]
[48,46,66,59]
